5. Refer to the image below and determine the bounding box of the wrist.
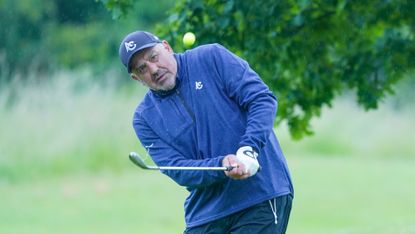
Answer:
[236,146,258,159]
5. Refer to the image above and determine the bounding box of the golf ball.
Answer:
[183,32,196,48]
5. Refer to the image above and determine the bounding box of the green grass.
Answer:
[1,73,414,233]
[0,72,148,182]
[0,171,187,234]
[1,156,414,234]
[278,98,415,160]
[288,156,415,234]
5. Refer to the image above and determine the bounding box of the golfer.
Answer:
[119,31,294,233]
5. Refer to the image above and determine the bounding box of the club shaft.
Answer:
[149,166,232,171]
[129,152,234,171]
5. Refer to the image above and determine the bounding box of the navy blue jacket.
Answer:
[133,44,293,228]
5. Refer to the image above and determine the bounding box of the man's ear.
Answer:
[161,40,174,53]
[130,73,139,81]
[130,73,146,86]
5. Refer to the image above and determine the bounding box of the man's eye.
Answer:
[150,54,158,62]
[138,65,147,74]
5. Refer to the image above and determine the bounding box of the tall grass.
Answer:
[1,70,414,183]
[278,89,415,160]
[0,69,147,183]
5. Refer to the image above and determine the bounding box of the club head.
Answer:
[129,152,150,169]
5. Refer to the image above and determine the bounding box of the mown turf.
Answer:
[1,156,414,234]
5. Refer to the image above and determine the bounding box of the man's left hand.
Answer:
[236,146,259,176]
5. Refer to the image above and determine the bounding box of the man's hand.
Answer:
[236,146,259,176]
[222,154,250,180]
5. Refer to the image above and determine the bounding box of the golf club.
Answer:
[129,152,235,171]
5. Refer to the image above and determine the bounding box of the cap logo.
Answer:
[124,41,136,52]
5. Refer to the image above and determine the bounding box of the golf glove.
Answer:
[236,146,259,176]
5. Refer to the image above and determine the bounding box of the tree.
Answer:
[102,0,415,139]
[0,0,173,82]
[0,0,113,79]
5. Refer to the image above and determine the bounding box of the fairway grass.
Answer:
[288,156,415,234]
[1,156,414,234]
[0,171,187,234]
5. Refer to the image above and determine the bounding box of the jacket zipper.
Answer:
[176,89,196,122]
[176,89,203,159]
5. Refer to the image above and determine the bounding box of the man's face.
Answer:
[130,41,177,91]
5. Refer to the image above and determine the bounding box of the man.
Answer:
[119,31,294,233]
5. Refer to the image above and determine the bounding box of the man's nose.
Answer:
[147,62,158,75]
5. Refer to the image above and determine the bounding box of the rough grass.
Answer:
[0,71,147,182]
[278,97,415,160]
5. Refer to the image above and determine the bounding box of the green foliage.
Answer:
[0,0,173,82]
[104,0,415,139]
[0,0,55,78]
[99,0,134,19]
[163,0,415,139]
[3,0,414,138]
[0,0,112,81]
[45,23,118,68]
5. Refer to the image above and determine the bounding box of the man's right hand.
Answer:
[222,154,250,180]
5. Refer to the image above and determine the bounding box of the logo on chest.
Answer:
[195,81,203,90]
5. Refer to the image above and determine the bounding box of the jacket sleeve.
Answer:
[212,44,278,152]
[133,112,228,189]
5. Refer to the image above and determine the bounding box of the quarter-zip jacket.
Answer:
[133,44,293,228]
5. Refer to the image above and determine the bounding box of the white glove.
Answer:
[236,146,259,176]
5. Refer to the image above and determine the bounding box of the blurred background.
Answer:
[0,1,414,233]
